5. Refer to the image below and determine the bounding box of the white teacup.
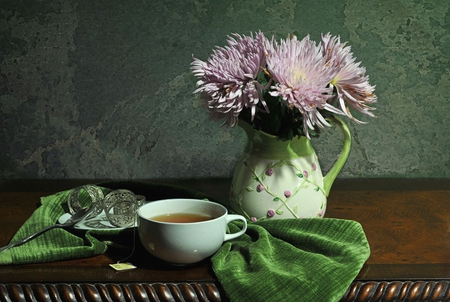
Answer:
[138,198,247,265]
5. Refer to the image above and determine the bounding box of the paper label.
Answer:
[109,262,137,271]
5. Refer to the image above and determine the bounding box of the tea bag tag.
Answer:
[109,262,136,271]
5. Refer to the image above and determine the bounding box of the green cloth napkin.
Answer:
[212,218,370,302]
[0,189,109,265]
[0,181,210,265]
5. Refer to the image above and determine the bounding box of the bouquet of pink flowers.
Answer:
[191,32,377,140]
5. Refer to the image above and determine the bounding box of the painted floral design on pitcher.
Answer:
[230,117,351,221]
[231,156,326,220]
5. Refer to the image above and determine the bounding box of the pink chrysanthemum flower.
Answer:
[321,33,377,123]
[266,35,344,138]
[191,32,269,127]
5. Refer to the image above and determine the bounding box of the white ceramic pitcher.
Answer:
[230,116,351,221]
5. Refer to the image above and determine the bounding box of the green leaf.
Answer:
[297,173,303,178]
[265,162,274,170]
[273,197,280,202]
[246,187,254,192]
[276,210,284,215]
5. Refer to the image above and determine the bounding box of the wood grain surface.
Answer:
[0,178,449,301]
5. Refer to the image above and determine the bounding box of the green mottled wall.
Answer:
[0,0,449,179]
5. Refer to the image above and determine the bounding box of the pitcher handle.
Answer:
[323,116,352,196]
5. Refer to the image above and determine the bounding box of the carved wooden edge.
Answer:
[0,282,229,302]
[1,281,450,302]
[340,280,450,302]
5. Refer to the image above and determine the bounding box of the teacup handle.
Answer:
[323,116,352,196]
[224,214,247,241]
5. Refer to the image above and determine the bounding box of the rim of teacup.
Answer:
[137,198,228,224]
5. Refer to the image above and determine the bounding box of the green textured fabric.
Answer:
[0,181,211,265]
[0,189,110,265]
[212,218,370,302]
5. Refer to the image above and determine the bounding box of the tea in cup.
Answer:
[137,198,247,265]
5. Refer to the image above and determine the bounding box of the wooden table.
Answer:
[0,178,449,301]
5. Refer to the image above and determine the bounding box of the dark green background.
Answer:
[1,0,449,179]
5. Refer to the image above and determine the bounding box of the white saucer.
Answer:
[58,211,137,231]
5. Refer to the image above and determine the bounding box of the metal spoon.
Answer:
[0,206,93,253]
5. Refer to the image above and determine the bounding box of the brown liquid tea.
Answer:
[150,213,213,223]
